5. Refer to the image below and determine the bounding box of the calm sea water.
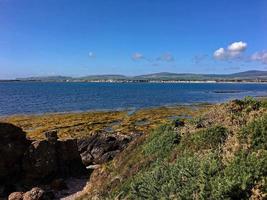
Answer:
[0,82,267,116]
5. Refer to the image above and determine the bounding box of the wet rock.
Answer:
[77,133,133,165]
[8,192,24,200]
[0,123,30,184]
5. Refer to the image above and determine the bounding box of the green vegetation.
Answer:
[78,97,267,200]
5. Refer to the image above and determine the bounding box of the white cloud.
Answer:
[213,48,226,60]
[251,51,267,64]
[213,41,247,60]
[227,41,247,52]
[132,52,144,61]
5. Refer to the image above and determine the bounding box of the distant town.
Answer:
[1,70,267,83]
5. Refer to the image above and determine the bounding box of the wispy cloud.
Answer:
[250,51,267,64]
[157,53,175,62]
[132,52,145,61]
[131,52,175,64]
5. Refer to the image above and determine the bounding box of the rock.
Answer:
[23,138,86,184]
[22,140,58,184]
[50,178,68,191]
[56,139,87,177]
[77,133,132,165]
[1,184,17,198]
[8,192,24,200]
[0,123,30,184]
[172,119,185,127]
[23,187,53,200]
[44,130,58,143]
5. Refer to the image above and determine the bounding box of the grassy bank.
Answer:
[78,97,267,199]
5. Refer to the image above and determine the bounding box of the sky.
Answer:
[0,0,267,79]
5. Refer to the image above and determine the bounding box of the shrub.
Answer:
[240,114,267,150]
[142,125,180,159]
[128,152,222,200]
[191,126,228,150]
[211,150,267,199]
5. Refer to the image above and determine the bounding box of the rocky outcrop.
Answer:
[1,123,139,199]
[77,132,140,165]
[22,133,87,184]
[0,124,87,197]
[0,123,30,184]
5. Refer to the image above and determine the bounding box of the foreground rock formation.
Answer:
[0,122,137,199]
[0,123,87,198]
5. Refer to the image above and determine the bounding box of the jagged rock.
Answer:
[77,133,132,165]
[56,139,87,177]
[0,123,30,184]
[22,140,58,184]
[22,139,86,184]
[8,192,24,200]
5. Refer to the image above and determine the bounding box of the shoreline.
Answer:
[1,80,267,84]
[0,102,214,118]
[1,104,210,140]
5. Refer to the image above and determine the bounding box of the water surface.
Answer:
[0,82,267,116]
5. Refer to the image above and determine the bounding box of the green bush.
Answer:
[128,152,222,200]
[211,150,267,199]
[191,126,228,150]
[142,125,180,159]
[240,114,267,150]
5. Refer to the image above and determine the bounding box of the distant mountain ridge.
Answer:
[14,70,267,82]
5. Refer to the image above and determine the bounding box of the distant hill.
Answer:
[13,70,267,82]
[16,76,73,82]
[79,74,128,81]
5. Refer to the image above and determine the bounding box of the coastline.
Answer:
[1,80,267,84]
[0,104,210,140]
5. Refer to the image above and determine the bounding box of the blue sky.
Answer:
[0,0,267,79]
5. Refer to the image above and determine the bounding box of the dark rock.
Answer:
[77,133,133,165]
[44,130,58,143]
[22,139,86,184]
[0,123,30,184]
[1,184,17,198]
[50,178,68,191]
[8,192,24,200]
[22,141,58,184]
[56,139,87,177]
[172,119,185,127]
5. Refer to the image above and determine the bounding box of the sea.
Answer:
[1,82,267,116]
